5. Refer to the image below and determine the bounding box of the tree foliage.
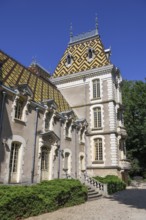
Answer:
[122,80,146,177]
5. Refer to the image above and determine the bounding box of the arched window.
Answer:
[93,79,100,99]
[93,107,102,128]
[88,48,93,59]
[94,138,103,161]
[64,152,70,170]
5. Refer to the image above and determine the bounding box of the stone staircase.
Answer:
[87,186,102,201]
[66,173,108,200]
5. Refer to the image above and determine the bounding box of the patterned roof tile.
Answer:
[0,50,71,112]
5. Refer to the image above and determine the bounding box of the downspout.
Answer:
[0,91,6,141]
[31,107,39,184]
[83,77,88,175]
[58,119,62,179]
[75,126,77,178]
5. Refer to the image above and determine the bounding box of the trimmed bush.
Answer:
[94,175,126,194]
[0,179,87,220]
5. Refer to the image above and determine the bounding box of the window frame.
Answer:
[93,107,102,129]
[15,99,24,120]
[10,142,20,173]
[94,138,103,161]
[92,79,100,99]
[41,146,50,171]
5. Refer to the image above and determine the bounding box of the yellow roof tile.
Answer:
[0,50,71,112]
[53,35,110,78]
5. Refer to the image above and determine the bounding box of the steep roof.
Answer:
[53,29,111,78]
[0,50,71,112]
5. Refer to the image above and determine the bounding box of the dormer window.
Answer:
[67,54,71,65]
[88,48,93,59]
[12,84,33,123]
[87,48,94,62]
[66,54,72,67]
[15,99,24,120]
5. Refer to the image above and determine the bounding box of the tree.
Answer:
[122,80,146,177]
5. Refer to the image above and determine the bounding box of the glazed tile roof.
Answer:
[53,31,111,78]
[0,50,71,112]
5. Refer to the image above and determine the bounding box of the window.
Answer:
[94,138,103,161]
[93,107,102,128]
[65,121,71,139]
[10,142,20,173]
[64,152,70,170]
[88,48,93,59]
[41,146,50,171]
[15,100,23,120]
[67,54,71,65]
[93,79,100,99]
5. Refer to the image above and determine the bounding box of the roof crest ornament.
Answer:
[95,14,99,35]
[69,23,73,43]
[31,56,37,66]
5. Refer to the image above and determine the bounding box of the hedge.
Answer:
[94,175,126,194]
[0,179,87,220]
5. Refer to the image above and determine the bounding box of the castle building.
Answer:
[0,22,130,185]
[52,23,130,180]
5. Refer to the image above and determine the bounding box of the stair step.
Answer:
[88,189,95,193]
[88,194,102,200]
[87,186,102,201]
[88,191,99,196]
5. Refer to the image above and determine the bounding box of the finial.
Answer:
[70,23,73,43]
[31,56,37,66]
[95,14,98,34]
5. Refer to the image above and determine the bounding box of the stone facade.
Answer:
[0,52,87,184]
[52,28,130,180]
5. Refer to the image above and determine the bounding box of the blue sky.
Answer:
[0,0,146,80]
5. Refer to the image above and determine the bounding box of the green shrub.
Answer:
[0,179,87,220]
[94,175,126,194]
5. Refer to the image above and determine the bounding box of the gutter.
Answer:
[0,91,6,140]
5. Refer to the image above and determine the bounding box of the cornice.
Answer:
[86,130,118,136]
[52,64,115,85]
[70,99,117,109]
[87,166,119,169]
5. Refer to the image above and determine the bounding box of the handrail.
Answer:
[65,172,108,196]
[81,173,108,196]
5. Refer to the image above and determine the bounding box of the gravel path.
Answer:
[26,186,146,220]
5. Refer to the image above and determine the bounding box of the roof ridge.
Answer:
[69,29,98,44]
